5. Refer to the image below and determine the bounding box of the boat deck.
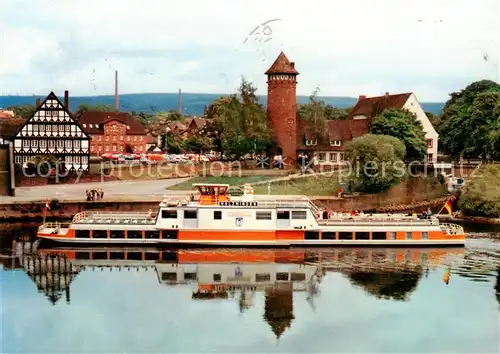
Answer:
[72,211,157,225]
[317,215,440,226]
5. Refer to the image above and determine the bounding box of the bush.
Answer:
[459,164,500,217]
[344,134,406,193]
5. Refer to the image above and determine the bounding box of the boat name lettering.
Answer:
[219,201,258,207]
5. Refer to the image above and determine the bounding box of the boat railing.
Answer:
[317,215,440,226]
[72,211,157,225]
[440,223,465,235]
[38,222,71,231]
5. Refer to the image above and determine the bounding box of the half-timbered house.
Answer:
[12,92,90,171]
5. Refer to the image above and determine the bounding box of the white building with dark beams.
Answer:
[13,91,91,171]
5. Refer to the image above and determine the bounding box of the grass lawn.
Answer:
[253,176,340,196]
[167,175,276,190]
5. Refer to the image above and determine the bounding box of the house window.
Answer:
[134,136,137,142]
[427,153,433,161]
[305,140,317,146]
[48,140,55,148]
[113,136,116,142]
[15,156,21,164]
[39,125,45,133]
[120,136,123,141]
[427,139,433,148]
[40,140,46,148]
[139,136,143,141]
[105,136,109,142]
[105,146,110,152]
[65,125,70,132]
[318,153,326,162]
[329,153,337,162]
[57,140,64,148]
[65,156,73,164]
[65,140,72,149]
[32,140,38,148]
[330,140,341,146]
[22,140,30,148]
[112,145,117,152]
[83,124,87,128]
[82,156,88,164]
[74,156,80,164]
[74,140,81,148]
[59,125,64,132]
[339,153,345,161]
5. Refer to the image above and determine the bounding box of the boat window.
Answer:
[372,232,386,240]
[75,252,90,259]
[127,230,143,239]
[214,211,222,220]
[339,232,352,240]
[127,252,142,261]
[277,272,289,281]
[277,211,290,220]
[110,230,125,239]
[184,272,197,280]
[75,230,90,238]
[163,230,178,240]
[355,232,370,240]
[92,252,107,260]
[213,273,222,282]
[145,230,160,239]
[322,232,336,240]
[184,210,198,219]
[161,272,177,281]
[389,232,396,240]
[145,252,160,261]
[162,210,177,219]
[422,232,429,240]
[256,211,272,220]
[93,230,108,239]
[305,231,319,240]
[406,232,413,240]
[109,252,125,260]
[256,273,271,282]
[291,210,307,219]
[162,251,177,262]
[291,273,306,281]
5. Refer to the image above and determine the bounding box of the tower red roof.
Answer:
[265,52,299,75]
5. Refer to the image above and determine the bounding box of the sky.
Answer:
[0,0,499,101]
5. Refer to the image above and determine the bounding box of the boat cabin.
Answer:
[194,183,230,205]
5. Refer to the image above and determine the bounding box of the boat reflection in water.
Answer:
[8,246,467,337]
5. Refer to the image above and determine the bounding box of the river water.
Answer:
[1,224,499,353]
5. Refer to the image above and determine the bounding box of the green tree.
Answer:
[325,106,351,120]
[164,132,182,154]
[181,135,214,153]
[297,88,327,144]
[344,134,406,193]
[213,78,271,158]
[9,105,36,119]
[439,80,500,160]
[371,109,427,161]
[459,164,500,217]
[426,111,440,129]
[76,103,118,114]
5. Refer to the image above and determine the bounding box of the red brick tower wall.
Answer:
[267,74,297,165]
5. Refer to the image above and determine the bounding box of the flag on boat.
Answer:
[45,200,50,210]
[442,195,456,216]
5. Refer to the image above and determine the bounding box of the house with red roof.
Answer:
[350,93,438,162]
[76,111,148,155]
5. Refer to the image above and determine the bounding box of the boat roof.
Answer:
[192,183,230,187]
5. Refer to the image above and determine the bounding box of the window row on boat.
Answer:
[160,209,310,220]
[305,231,429,240]
[74,229,178,239]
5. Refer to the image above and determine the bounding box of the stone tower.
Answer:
[266,52,299,167]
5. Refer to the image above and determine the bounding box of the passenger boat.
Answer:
[37,183,465,246]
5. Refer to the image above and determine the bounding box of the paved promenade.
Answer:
[0,178,192,203]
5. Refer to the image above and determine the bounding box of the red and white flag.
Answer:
[45,200,51,210]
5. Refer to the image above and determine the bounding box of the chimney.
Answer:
[36,98,41,108]
[114,70,119,110]
[385,92,389,96]
[178,88,182,114]
[291,62,295,69]
[64,90,69,109]
[359,95,366,100]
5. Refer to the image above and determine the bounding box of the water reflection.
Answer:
[3,242,500,353]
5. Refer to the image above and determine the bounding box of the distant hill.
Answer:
[0,93,445,116]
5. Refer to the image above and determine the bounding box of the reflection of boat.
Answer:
[10,247,465,339]
[37,183,465,246]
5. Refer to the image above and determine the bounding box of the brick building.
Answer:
[265,52,299,166]
[77,111,148,155]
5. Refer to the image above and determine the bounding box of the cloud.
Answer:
[0,0,498,101]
